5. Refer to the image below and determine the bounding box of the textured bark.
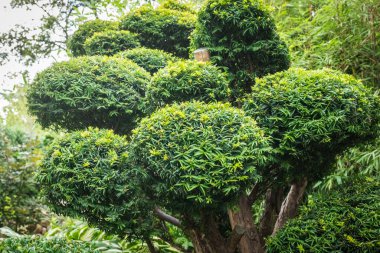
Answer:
[228,195,264,253]
[145,238,157,253]
[272,178,308,235]
[259,188,285,239]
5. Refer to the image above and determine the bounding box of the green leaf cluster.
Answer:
[266,176,380,253]
[119,4,196,58]
[190,0,290,95]
[84,30,140,56]
[0,237,100,253]
[116,47,176,74]
[0,128,45,234]
[36,128,154,238]
[146,60,230,112]
[67,20,119,57]
[129,102,273,208]
[242,68,380,182]
[27,56,151,134]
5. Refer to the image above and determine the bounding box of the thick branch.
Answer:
[154,207,182,227]
[272,178,308,235]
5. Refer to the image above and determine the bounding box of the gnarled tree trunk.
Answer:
[228,195,264,253]
[272,178,308,235]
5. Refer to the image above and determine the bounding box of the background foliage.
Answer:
[267,176,380,253]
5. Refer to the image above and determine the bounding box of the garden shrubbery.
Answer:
[84,30,140,56]
[0,237,100,253]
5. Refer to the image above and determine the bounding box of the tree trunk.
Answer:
[272,178,308,235]
[228,195,264,253]
[259,187,285,239]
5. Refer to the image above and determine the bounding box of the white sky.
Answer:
[0,0,64,112]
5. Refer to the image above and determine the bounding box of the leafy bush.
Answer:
[116,47,176,74]
[84,30,140,56]
[242,68,380,182]
[67,20,119,57]
[265,0,380,87]
[160,0,196,13]
[27,56,150,134]
[0,128,45,234]
[119,4,196,58]
[266,176,380,253]
[36,128,153,238]
[315,136,380,190]
[0,237,100,253]
[129,102,273,209]
[146,60,230,111]
[190,0,290,95]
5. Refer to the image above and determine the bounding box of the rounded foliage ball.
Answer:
[130,102,272,210]
[36,128,153,238]
[160,0,196,13]
[146,60,230,111]
[242,68,380,181]
[0,238,99,253]
[27,56,150,134]
[120,4,196,58]
[267,177,380,253]
[67,19,119,57]
[116,47,176,74]
[190,0,290,94]
[84,30,140,56]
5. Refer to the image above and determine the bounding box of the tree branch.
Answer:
[154,207,182,227]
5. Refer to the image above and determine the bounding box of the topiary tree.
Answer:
[28,1,380,253]
[116,47,176,74]
[242,68,380,236]
[27,56,150,134]
[146,60,230,111]
[84,30,140,56]
[190,0,290,96]
[67,20,119,57]
[119,4,196,58]
[266,176,380,253]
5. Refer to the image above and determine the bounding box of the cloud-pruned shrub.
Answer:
[84,30,140,56]
[27,56,150,134]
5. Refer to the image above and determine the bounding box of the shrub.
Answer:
[84,30,140,56]
[266,176,380,253]
[67,20,119,57]
[129,102,273,210]
[119,4,196,58]
[116,47,176,74]
[160,0,196,13]
[242,68,380,182]
[0,128,45,234]
[146,60,230,111]
[0,237,100,252]
[36,128,153,238]
[190,0,290,95]
[27,56,150,134]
